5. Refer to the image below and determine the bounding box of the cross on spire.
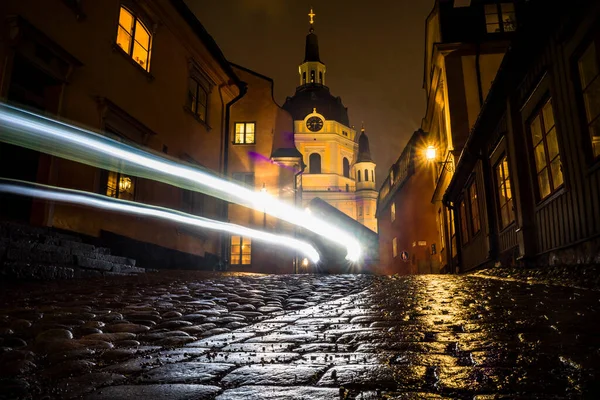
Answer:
[308,8,315,25]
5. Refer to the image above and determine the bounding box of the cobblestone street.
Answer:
[0,272,599,399]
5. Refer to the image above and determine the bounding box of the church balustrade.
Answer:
[302,185,355,192]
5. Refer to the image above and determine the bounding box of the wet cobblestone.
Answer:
[0,272,599,399]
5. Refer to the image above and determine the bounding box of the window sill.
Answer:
[231,142,256,146]
[183,106,211,131]
[112,44,154,82]
[535,185,566,211]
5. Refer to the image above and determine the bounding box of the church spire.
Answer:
[304,7,321,63]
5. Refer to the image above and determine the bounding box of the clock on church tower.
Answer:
[306,116,323,132]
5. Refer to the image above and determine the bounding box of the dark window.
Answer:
[372,170,375,182]
[485,3,516,33]
[528,98,563,199]
[234,122,255,144]
[357,170,362,182]
[319,71,323,83]
[495,155,515,229]
[182,190,204,216]
[345,184,349,192]
[115,6,152,71]
[187,76,208,122]
[364,169,369,182]
[577,39,600,159]
[309,153,321,174]
[302,72,306,84]
[343,157,350,178]
[468,180,481,235]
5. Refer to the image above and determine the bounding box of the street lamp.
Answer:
[425,145,455,173]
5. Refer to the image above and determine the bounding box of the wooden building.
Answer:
[444,0,600,271]
[0,0,245,268]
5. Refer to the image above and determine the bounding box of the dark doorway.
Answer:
[0,54,62,222]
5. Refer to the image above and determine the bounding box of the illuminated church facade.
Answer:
[283,10,378,233]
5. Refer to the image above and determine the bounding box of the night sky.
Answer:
[186,0,434,185]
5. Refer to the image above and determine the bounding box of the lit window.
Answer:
[187,77,208,122]
[390,169,394,184]
[438,209,445,252]
[391,202,396,222]
[310,70,315,83]
[460,199,469,243]
[485,3,516,34]
[529,99,563,199]
[230,235,251,265]
[469,181,481,235]
[578,41,600,159]
[106,171,135,201]
[392,237,398,258]
[234,122,256,144]
[116,6,152,71]
[495,155,515,229]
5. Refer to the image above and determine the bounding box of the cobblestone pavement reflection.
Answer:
[0,272,598,399]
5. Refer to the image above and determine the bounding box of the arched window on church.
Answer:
[310,70,315,83]
[358,170,362,182]
[302,72,306,84]
[319,71,323,84]
[343,158,350,178]
[309,153,321,174]
[364,169,369,182]
[372,170,375,182]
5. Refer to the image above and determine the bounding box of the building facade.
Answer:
[282,12,378,233]
[445,0,600,271]
[226,64,303,273]
[377,129,440,275]
[0,0,244,268]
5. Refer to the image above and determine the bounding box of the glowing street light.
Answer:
[425,145,437,161]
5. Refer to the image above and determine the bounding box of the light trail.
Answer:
[0,178,320,263]
[0,104,361,262]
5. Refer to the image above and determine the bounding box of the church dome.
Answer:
[357,129,373,163]
[283,85,350,126]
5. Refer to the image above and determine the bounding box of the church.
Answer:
[283,10,378,234]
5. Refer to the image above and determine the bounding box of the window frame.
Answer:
[115,5,153,72]
[187,76,209,123]
[230,235,251,266]
[574,33,600,164]
[459,198,469,245]
[526,97,564,201]
[343,157,350,178]
[103,170,136,201]
[484,2,516,34]
[494,154,516,230]
[468,179,481,236]
[233,122,256,145]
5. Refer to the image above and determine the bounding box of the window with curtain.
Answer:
[484,3,516,34]
[495,155,515,229]
[234,122,256,144]
[230,236,251,265]
[469,180,481,235]
[529,99,563,199]
[116,6,152,71]
[578,40,600,159]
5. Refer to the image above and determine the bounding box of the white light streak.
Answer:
[0,179,320,263]
[0,104,363,261]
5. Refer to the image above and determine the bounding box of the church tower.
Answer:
[283,9,377,233]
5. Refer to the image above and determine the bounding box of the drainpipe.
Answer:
[475,42,484,106]
[217,81,248,265]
